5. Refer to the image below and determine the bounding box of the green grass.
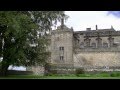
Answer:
[1,72,120,79]
[0,75,120,79]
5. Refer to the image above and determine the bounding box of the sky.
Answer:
[54,11,120,31]
[10,11,120,71]
[8,66,26,71]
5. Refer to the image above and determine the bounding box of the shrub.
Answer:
[50,70,57,74]
[110,72,120,77]
[75,68,85,76]
[99,73,110,77]
[45,63,51,72]
[45,70,57,76]
[110,73,116,77]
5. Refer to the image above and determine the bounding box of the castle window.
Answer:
[60,56,64,60]
[80,42,84,48]
[59,47,64,51]
[103,43,108,48]
[84,38,91,47]
[96,37,102,48]
[108,37,114,47]
[91,43,96,48]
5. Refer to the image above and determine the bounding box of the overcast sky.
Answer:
[55,11,120,31]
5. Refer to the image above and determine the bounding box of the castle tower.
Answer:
[51,18,74,68]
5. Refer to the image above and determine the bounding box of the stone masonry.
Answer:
[49,23,120,73]
[28,21,120,74]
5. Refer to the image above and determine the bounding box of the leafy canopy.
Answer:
[0,11,68,67]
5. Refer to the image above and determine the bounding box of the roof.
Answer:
[74,28,116,34]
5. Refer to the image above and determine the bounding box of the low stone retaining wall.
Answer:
[49,69,75,74]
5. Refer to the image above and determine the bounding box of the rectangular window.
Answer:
[59,47,64,50]
[59,47,61,50]
[103,43,108,48]
[84,38,91,47]
[60,56,64,60]
[61,47,64,50]
[96,37,102,48]
[91,43,96,48]
[108,37,114,47]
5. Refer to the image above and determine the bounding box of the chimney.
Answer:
[111,25,114,29]
[96,25,98,30]
[61,18,64,29]
[86,28,91,31]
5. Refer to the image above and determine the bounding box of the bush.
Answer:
[95,73,110,77]
[50,70,57,74]
[110,72,120,77]
[45,70,57,76]
[45,63,51,72]
[75,68,85,76]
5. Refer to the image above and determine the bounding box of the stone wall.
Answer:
[51,27,74,66]
[27,66,45,75]
[73,52,120,70]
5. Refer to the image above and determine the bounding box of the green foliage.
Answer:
[93,73,110,77]
[75,68,85,76]
[75,72,120,77]
[110,72,120,77]
[0,11,68,76]
[1,71,120,79]
[45,70,58,76]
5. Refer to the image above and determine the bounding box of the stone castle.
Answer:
[28,19,120,74]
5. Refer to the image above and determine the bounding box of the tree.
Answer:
[0,11,68,76]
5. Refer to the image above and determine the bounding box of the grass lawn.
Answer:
[1,71,120,79]
[1,73,120,79]
[0,75,120,79]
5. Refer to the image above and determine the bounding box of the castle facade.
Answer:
[28,21,120,74]
[49,23,120,72]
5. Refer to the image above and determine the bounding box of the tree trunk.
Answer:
[0,57,10,76]
[0,32,10,76]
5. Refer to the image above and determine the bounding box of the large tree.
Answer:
[0,11,68,76]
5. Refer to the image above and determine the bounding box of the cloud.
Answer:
[108,11,120,18]
[64,11,120,31]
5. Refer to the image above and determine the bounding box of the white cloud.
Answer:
[64,11,120,31]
